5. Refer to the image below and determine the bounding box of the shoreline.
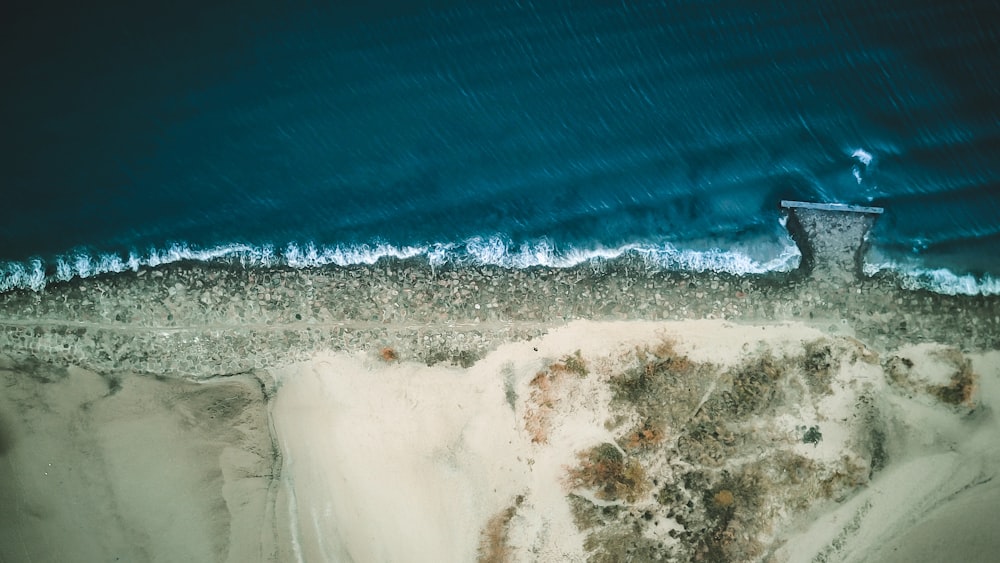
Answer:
[2,208,999,562]
[0,256,998,380]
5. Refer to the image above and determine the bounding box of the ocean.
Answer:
[2,0,998,294]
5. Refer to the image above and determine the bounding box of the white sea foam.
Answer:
[0,259,47,293]
[637,243,801,274]
[863,262,1000,296]
[851,148,873,185]
[2,237,993,297]
[0,236,804,293]
[282,242,426,268]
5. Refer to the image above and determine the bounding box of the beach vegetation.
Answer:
[720,352,784,418]
[423,347,480,368]
[819,455,868,500]
[580,532,670,563]
[801,339,837,395]
[609,337,698,421]
[501,362,517,410]
[676,419,741,467]
[928,349,978,407]
[569,492,673,563]
[477,495,523,563]
[884,355,914,385]
[773,451,818,487]
[885,347,978,408]
[104,373,123,395]
[379,346,399,362]
[845,336,880,365]
[697,469,767,562]
[12,357,69,384]
[567,494,601,531]
[620,419,666,453]
[803,425,823,446]
[655,479,686,507]
[866,425,888,476]
[566,442,649,503]
[455,349,479,368]
[549,349,588,377]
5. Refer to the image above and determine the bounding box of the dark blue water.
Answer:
[2,0,999,294]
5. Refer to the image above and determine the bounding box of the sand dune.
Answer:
[0,359,278,563]
[270,321,1000,562]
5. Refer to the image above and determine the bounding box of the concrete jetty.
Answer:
[780,200,884,283]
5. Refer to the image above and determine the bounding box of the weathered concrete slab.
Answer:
[780,201,884,215]
[781,200,883,283]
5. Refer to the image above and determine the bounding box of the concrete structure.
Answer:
[781,200,884,283]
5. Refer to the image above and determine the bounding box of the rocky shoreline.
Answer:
[1,204,998,379]
[0,254,998,379]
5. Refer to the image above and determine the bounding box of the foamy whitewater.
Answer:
[4,235,997,296]
[2,1,998,295]
[0,236,804,293]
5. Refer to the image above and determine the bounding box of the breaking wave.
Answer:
[0,236,803,294]
[4,236,998,297]
[863,262,1000,296]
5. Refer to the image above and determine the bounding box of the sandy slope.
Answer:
[775,349,1000,563]
[0,360,276,563]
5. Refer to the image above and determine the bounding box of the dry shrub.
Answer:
[621,420,666,452]
[929,348,978,407]
[524,370,556,443]
[712,489,735,508]
[611,337,695,406]
[549,350,589,377]
[478,496,523,563]
[380,346,399,362]
[567,443,649,503]
[650,338,694,373]
[525,356,583,443]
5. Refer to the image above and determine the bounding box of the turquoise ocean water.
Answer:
[2,0,998,294]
